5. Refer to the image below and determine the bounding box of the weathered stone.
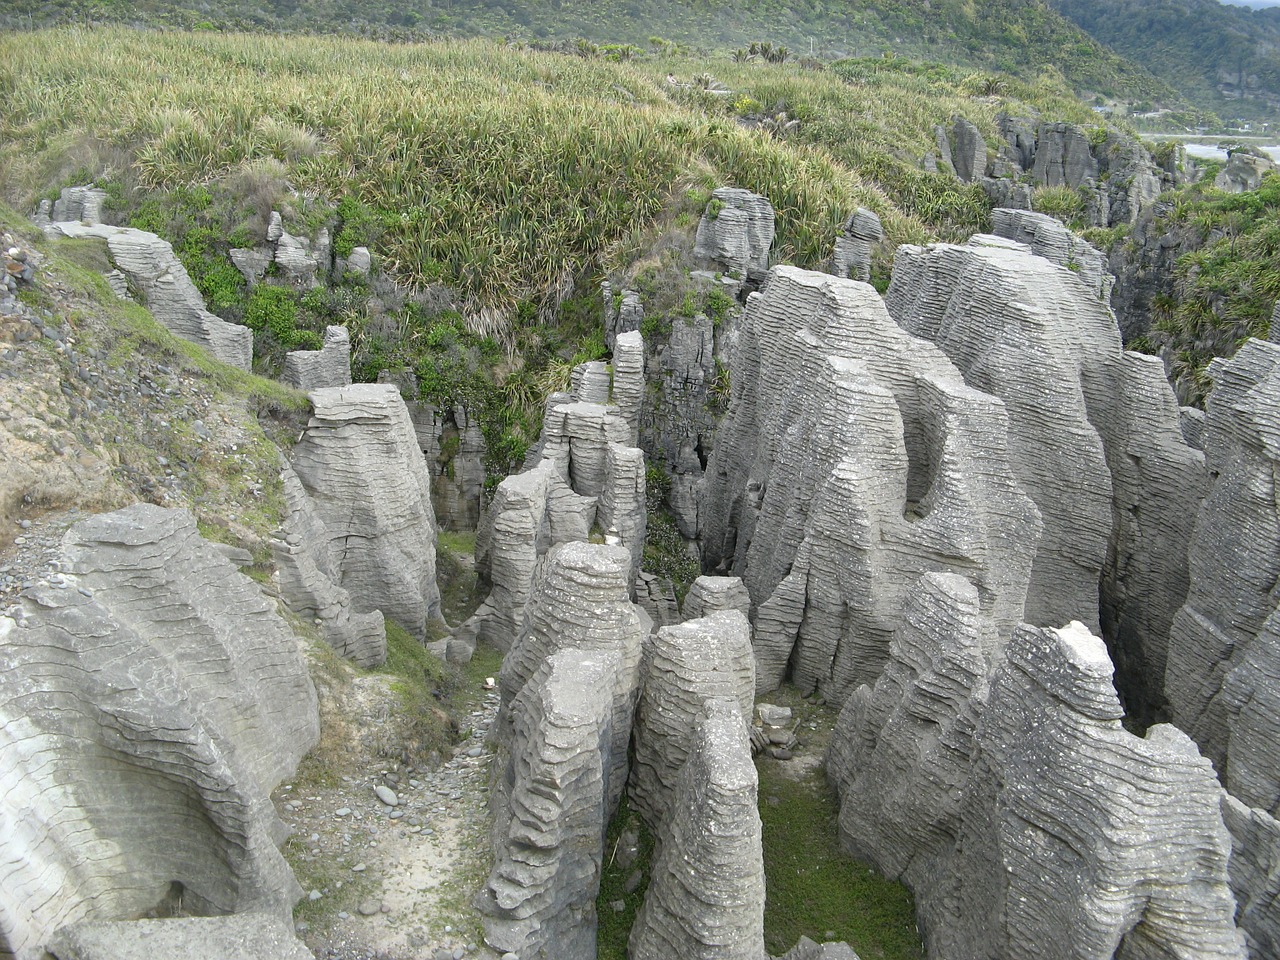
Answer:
[828,207,882,282]
[50,186,106,226]
[629,610,754,831]
[597,444,646,576]
[45,914,313,960]
[290,384,440,637]
[282,325,352,392]
[273,225,326,288]
[682,575,751,621]
[481,649,619,960]
[272,463,386,667]
[1032,121,1099,188]
[629,697,765,960]
[570,361,611,404]
[46,223,252,370]
[0,505,318,960]
[950,116,988,183]
[990,208,1113,301]
[229,248,272,287]
[346,246,372,276]
[694,187,775,281]
[774,938,862,960]
[611,330,645,446]
[1222,795,1280,959]
[1215,151,1275,194]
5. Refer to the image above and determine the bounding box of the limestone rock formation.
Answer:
[1166,338,1280,808]
[831,585,1245,959]
[290,383,440,637]
[281,325,352,391]
[828,207,883,283]
[1222,795,1280,959]
[629,696,765,960]
[494,541,645,812]
[990,207,1113,301]
[45,914,313,960]
[699,266,1040,702]
[273,224,329,288]
[229,247,272,287]
[950,116,988,183]
[598,443,646,575]
[0,505,318,960]
[271,463,386,667]
[1032,121,1100,188]
[1215,151,1275,194]
[480,649,620,960]
[50,186,107,226]
[46,223,252,370]
[694,187,775,281]
[629,610,754,831]
[887,238,1204,717]
[611,330,644,446]
[775,940,861,960]
[683,575,752,621]
[603,283,644,350]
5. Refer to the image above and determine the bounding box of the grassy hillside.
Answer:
[3,0,1183,108]
[1050,0,1280,123]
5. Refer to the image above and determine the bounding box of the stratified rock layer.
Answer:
[700,266,1040,703]
[480,649,619,960]
[629,610,754,831]
[272,463,386,667]
[290,384,440,637]
[683,575,752,621]
[694,187,776,281]
[887,237,1204,719]
[629,696,765,960]
[0,505,318,960]
[991,208,1112,301]
[282,325,352,391]
[46,223,252,370]
[45,915,313,960]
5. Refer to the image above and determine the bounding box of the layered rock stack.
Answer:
[282,324,352,391]
[0,505,318,960]
[828,207,883,283]
[290,383,441,637]
[457,342,647,654]
[990,207,1113,301]
[699,265,1040,702]
[45,221,253,370]
[886,237,1204,720]
[693,187,776,282]
[829,574,1244,959]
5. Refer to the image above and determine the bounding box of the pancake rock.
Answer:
[828,207,883,283]
[775,939,862,960]
[290,383,441,637]
[282,325,352,391]
[990,207,1113,301]
[700,266,1040,702]
[611,330,645,446]
[45,914,313,960]
[682,575,752,621]
[1222,796,1280,959]
[629,610,754,831]
[0,505,318,960]
[45,223,252,370]
[629,696,766,960]
[271,463,386,667]
[480,649,619,960]
[694,187,775,281]
[886,237,1204,718]
[1166,339,1280,809]
[494,542,645,812]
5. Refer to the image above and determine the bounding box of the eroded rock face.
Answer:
[282,325,352,391]
[271,463,386,667]
[290,384,440,637]
[700,266,1040,702]
[50,186,107,226]
[694,187,776,281]
[45,915,313,960]
[683,575,752,621]
[629,610,754,831]
[45,223,252,370]
[1222,796,1280,959]
[0,505,318,960]
[830,579,1244,960]
[629,696,765,960]
[887,238,1204,719]
[829,207,883,282]
[990,208,1113,301]
[1167,339,1280,810]
[480,649,619,960]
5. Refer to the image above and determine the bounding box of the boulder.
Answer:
[45,223,252,370]
[682,575,752,621]
[629,697,765,960]
[229,248,272,287]
[282,325,352,391]
[50,186,107,226]
[694,187,775,281]
[1215,152,1275,194]
[0,505,318,960]
[271,462,386,667]
[290,384,441,637]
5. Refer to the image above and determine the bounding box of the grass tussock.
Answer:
[2,29,1099,339]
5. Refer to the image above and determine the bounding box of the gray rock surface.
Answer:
[629,610,755,831]
[950,116,988,183]
[282,325,352,391]
[828,207,883,282]
[229,248,272,287]
[682,575,752,621]
[272,463,386,667]
[46,223,252,370]
[273,225,328,287]
[1167,339,1280,809]
[1222,795,1280,959]
[480,649,619,960]
[774,939,861,960]
[629,696,765,960]
[700,266,1040,702]
[0,505,318,960]
[50,186,107,226]
[611,330,645,446]
[990,208,1113,301]
[597,443,646,576]
[290,384,441,637]
[495,542,645,813]
[1215,151,1275,193]
[1032,121,1099,188]
[887,238,1204,718]
[694,187,775,281]
[45,914,313,960]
